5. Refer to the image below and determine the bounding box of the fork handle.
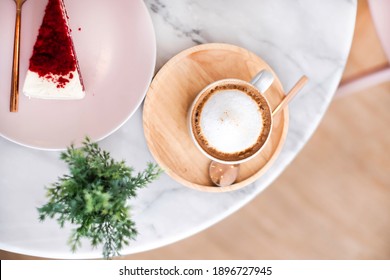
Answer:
[10,6,23,112]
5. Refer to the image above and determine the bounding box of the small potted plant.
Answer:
[38,137,162,259]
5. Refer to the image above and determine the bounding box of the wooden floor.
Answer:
[1,0,389,260]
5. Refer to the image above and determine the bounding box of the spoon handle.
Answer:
[272,76,308,117]
[10,5,23,112]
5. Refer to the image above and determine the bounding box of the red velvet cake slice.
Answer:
[23,0,85,100]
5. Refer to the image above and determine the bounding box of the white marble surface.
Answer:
[0,0,357,258]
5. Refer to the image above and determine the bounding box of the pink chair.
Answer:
[336,0,390,96]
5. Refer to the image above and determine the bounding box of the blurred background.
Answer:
[1,0,389,260]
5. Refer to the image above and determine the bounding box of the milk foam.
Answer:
[200,89,263,153]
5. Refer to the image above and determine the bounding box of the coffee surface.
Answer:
[201,89,263,153]
[192,81,271,162]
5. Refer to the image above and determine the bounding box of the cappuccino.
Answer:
[191,80,271,162]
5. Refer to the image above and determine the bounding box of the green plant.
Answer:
[37,137,162,259]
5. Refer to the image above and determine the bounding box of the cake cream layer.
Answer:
[23,70,85,100]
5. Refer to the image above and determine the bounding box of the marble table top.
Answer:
[0,0,357,258]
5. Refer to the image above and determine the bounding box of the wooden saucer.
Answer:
[143,43,288,192]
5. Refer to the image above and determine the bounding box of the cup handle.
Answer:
[251,70,309,117]
[250,70,274,94]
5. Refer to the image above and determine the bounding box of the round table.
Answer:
[0,0,357,259]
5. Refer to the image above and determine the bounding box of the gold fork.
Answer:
[10,0,27,112]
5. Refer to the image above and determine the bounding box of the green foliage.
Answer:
[37,137,162,259]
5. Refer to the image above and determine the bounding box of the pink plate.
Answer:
[0,0,156,150]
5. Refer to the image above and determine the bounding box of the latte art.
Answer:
[191,80,272,162]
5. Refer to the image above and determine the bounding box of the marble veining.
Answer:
[0,0,356,258]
